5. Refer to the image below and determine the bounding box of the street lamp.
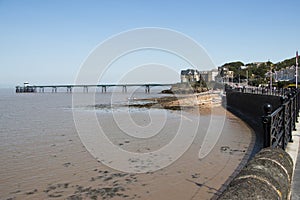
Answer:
[270,63,273,95]
[239,67,241,87]
[296,51,298,89]
[246,70,248,86]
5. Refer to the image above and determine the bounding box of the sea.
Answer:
[0,88,254,200]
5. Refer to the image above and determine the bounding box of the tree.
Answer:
[221,61,245,81]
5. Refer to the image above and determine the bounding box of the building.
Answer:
[274,66,297,82]
[181,68,220,83]
[218,67,234,83]
[199,69,219,82]
[180,69,200,83]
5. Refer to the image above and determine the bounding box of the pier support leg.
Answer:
[67,87,72,93]
[122,86,127,93]
[102,86,106,93]
[145,85,150,93]
[83,86,88,93]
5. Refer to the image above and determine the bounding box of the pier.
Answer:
[15,83,173,94]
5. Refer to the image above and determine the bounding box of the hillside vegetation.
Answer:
[222,56,298,86]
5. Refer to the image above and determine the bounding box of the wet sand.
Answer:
[0,92,254,200]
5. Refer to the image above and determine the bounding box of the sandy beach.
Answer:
[1,91,254,200]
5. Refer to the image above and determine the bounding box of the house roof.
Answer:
[181,69,199,75]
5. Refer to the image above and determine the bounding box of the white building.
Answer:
[180,69,200,83]
[180,68,220,83]
[274,65,298,82]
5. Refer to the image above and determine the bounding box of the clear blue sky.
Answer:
[0,0,299,87]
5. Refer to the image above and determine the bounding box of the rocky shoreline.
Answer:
[127,90,223,113]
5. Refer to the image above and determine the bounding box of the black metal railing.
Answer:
[226,85,300,150]
[229,86,294,97]
[262,89,300,150]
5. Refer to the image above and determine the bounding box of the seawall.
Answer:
[225,90,282,156]
[219,89,296,200]
[218,147,294,199]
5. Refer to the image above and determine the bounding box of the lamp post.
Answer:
[296,51,298,89]
[246,70,248,86]
[269,62,273,95]
[238,67,241,87]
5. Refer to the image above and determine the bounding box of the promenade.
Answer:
[288,122,300,200]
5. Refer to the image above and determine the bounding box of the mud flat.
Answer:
[1,91,254,200]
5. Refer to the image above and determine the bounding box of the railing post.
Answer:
[287,94,294,143]
[262,103,273,148]
[297,90,299,117]
[282,97,287,150]
[292,92,297,130]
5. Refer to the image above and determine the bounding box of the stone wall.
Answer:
[218,148,293,200]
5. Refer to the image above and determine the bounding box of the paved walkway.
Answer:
[286,122,300,200]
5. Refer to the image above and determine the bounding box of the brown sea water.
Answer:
[0,89,254,200]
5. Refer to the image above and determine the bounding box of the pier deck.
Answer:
[15,83,173,93]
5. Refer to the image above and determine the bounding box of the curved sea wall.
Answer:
[225,90,282,154]
[220,90,294,200]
